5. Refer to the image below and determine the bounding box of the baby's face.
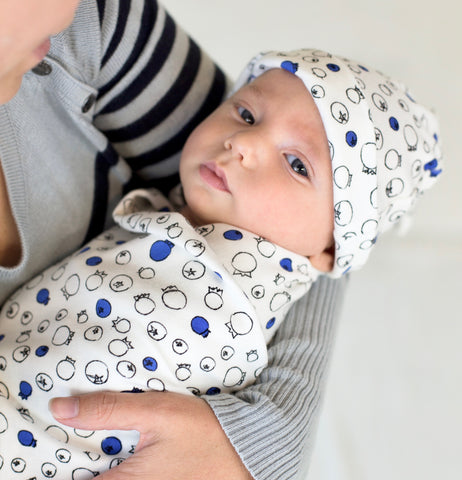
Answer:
[180,69,334,271]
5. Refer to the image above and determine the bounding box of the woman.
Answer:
[0,1,346,478]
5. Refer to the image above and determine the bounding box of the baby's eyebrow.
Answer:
[246,83,264,100]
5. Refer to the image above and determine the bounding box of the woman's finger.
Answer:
[49,391,161,432]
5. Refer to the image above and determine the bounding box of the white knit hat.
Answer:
[232,48,442,277]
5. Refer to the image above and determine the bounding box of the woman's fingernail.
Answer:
[49,397,79,419]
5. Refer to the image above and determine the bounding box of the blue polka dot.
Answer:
[327,63,340,72]
[280,258,293,272]
[266,317,276,329]
[19,381,32,400]
[206,387,221,395]
[191,316,210,338]
[86,256,102,266]
[101,436,122,455]
[424,159,442,177]
[389,117,399,131]
[79,246,90,254]
[223,230,243,240]
[35,346,49,357]
[346,131,358,147]
[18,430,37,447]
[281,60,298,74]
[96,298,111,318]
[359,65,369,72]
[143,357,158,371]
[36,288,50,305]
[150,240,174,261]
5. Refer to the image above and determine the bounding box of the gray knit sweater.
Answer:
[0,1,346,478]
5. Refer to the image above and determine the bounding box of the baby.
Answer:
[0,48,441,478]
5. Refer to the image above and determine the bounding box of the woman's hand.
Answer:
[50,391,253,480]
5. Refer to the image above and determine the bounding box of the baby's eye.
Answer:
[237,106,255,125]
[286,154,308,177]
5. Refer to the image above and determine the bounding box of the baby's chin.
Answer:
[308,247,335,273]
[179,205,211,228]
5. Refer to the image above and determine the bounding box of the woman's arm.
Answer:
[92,0,228,188]
[205,276,347,479]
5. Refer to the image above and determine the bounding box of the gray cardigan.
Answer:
[0,0,346,477]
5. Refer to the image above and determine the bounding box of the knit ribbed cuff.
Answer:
[205,276,348,480]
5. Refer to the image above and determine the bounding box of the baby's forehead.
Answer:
[237,68,331,160]
[239,81,264,99]
[236,68,317,108]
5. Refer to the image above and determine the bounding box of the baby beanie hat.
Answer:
[232,48,442,278]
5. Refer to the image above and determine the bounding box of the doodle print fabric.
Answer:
[0,188,315,478]
[233,49,442,277]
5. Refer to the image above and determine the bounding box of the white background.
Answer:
[164,2,461,478]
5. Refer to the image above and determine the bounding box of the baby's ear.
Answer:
[309,244,334,273]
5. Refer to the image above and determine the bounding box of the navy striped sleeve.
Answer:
[99,13,179,118]
[98,0,159,98]
[93,0,228,179]
[127,65,227,171]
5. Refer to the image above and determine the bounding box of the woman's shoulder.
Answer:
[49,0,162,87]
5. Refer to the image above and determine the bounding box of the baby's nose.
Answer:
[224,131,263,168]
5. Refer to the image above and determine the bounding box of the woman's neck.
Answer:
[0,159,22,267]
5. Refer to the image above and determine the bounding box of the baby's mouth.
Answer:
[199,162,230,192]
